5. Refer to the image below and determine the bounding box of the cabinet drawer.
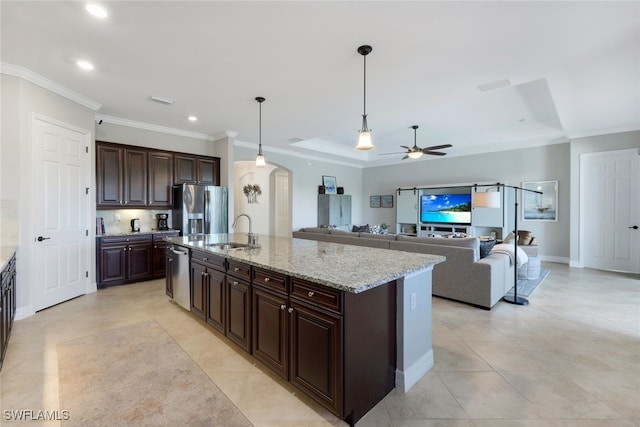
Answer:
[100,234,152,245]
[153,232,179,242]
[253,267,288,294]
[227,259,251,281]
[290,278,343,314]
[191,249,226,271]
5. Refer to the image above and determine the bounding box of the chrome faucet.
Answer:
[232,214,256,247]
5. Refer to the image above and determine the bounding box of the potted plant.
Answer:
[380,223,389,235]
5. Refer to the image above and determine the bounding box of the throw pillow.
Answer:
[352,224,370,233]
[369,224,382,234]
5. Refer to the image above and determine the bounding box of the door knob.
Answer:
[629,225,639,230]
[36,236,51,242]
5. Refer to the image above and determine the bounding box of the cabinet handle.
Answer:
[308,291,315,297]
[264,277,270,282]
[202,257,208,261]
[280,304,286,310]
[234,267,240,272]
[233,281,238,286]
[154,245,158,248]
[287,307,294,313]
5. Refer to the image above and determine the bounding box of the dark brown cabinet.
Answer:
[96,143,147,208]
[226,276,251,353]
[190,250,227,333]
[165,249,174,298]
[1,252,17,372]
[97,233,174,288]
[190,261,207,320]
[252,284,289,379]
[174,154,220,185]
[148,151,174,207]
[96,142,219,209]
[206,269,226,333]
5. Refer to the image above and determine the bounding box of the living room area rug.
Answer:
[57,320,253,427]
[506,269,550,298]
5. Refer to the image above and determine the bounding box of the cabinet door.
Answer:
[127,242,153,281]
[174,154,197,184]
[206,269,226,333]
[148,151,174,207]
[190,262,207,320]
[98,244,127,287]
[196,157,219,185]
[252,286,288,379]
[153,242,166,279]
[226,277,251,353]
[289,300,343,417]
[165,250,173,298]
[123,149,148,207]
[96,144,123,206]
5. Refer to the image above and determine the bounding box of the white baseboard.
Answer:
[540,255,570,264]
[86,281,97,294]
[396,349,434,393]
[569,260,584,268]
[15,305,35,321]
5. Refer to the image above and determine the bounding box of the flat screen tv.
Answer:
[420,193,472,225]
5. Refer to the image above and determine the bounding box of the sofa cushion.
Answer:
[329,229,360,237]
[299,227,330,234]
[397,235,480,260]
[359,233,396,241]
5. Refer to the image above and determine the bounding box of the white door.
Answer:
[273,170,291,237]
[581,149,640,273]
[32,116,91,311]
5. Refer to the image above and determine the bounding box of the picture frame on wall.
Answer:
[381,195,394,208]
[322,175,337,194]
[522,180,558,221]
[370,195,381,208]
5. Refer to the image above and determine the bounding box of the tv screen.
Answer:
[420,193,472,224]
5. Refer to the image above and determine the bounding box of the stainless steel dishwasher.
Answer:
[167,244,190,311]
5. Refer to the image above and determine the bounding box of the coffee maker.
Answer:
[156,213,169,230]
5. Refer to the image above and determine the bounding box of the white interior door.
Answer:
[581,149,640,273]
[32,116,90,311]
[273,170,291,237]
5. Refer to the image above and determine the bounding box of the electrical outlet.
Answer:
[410,293,417,311]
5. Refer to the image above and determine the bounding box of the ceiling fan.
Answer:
[379,125,452,160]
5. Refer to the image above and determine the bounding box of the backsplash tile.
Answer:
[97,209,172,235]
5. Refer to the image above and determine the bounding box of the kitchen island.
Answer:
[167,233,444,425]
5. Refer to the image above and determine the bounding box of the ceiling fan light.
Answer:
[407,151,423,159]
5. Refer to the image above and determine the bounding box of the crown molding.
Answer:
[1,62,102,111]
[95,114,214,141]
[212,130,238,141]
[234,139,364,168]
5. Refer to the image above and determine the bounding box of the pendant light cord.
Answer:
[363,53,367,117]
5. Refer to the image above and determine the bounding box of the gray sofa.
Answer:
[292,227,515,309]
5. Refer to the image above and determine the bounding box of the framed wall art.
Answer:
[322,175,337,194]
[522,180,558,221]
[381,195,394,208]
[370,195,381,208]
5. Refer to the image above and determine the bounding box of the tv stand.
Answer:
[418,224,472,237]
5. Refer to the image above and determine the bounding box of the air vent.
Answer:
[288,137,305,143]
[478,79,511,92]
[150,95,175,105]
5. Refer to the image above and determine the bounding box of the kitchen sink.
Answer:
[207,242,250,250]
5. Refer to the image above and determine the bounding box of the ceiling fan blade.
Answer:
[422,144,453,151]
[378,152,406,156]
[401,155,409,160]
[400,145,413,150]
[422,151,447,156]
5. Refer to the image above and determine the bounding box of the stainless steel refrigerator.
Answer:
[172,184,228,236]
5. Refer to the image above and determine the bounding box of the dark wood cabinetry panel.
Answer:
[96,144,123,206]
[174,154,197,184]
[127,242,153,280]
[289,299,343,417]
[123,149,147,207]
[226,277,251,353]
[196,157,218,185]
[99,243,127,285]
[174,154,220,185]
[148,151,174,207]
[190,261,207,320]
[1,253,17,372]
[252,285,288,379]
[165,249,174,298]
[153,233,178,279]
[207,269,226,333]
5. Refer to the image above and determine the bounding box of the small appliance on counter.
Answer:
[156,213,169,230]
[130,218,140,233]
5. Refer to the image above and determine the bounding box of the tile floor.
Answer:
[1,262,638,426]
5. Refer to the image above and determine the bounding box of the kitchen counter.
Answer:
[167,233,445,294]
[0,246,17,272]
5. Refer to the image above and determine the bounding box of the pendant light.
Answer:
[255,96,266,167]
[355,45,374,151]
[407,125,423,159]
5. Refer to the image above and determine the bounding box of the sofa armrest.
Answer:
[519,245,539,258]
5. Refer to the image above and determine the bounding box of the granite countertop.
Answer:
[0,246,17,272]
[167,234,445,294]
[100,229,180,237]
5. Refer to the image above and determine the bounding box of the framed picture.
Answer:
[522,180,558,221]
[370,195,381,208]
[322,175,337,194]
[381,195,394,208]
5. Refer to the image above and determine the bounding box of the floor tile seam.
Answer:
[491,369,553,419]
[433,370,473,421]
[494,368,630,420]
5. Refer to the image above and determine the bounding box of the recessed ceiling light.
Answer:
[77,60,94,70]
[86,4,108,19]
[188,116,198,122]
